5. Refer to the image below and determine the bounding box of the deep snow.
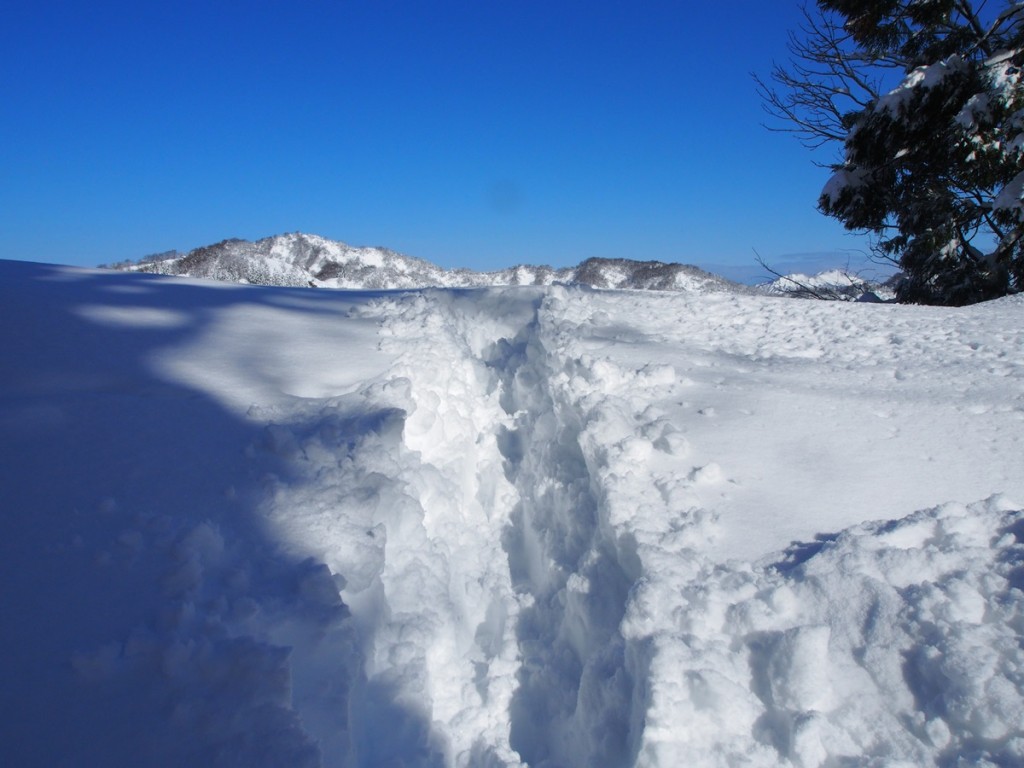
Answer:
[1,260,1022,767]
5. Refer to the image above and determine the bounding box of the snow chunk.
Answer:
[765,625,834,713]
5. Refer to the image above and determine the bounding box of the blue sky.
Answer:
[1,1,880,278]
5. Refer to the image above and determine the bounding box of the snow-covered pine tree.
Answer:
[761,1,1024,305]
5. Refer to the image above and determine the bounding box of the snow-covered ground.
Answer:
[2,259,1022,767]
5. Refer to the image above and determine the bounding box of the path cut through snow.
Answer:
[1,261,1023,767]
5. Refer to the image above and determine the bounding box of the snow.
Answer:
[876,56,967,115]
[821,165,870,206]
[994,169,1024,219]
[2,259,1023,767]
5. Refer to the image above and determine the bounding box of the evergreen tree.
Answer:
[760,1,1024,305]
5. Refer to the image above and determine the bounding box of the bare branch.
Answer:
[753,250,868,300]
[754,4,900,152]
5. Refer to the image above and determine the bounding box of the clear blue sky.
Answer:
[1,0,878,278]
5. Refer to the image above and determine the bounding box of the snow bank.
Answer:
[1,260,1022,767]
[625,495,1024,766]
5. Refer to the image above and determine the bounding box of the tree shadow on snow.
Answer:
[0,261,433,767]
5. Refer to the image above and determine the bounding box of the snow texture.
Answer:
[2,259,1023,767]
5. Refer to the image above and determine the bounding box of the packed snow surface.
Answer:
[2,259,1023,767]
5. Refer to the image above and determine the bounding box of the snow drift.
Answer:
[1,259,1022,767]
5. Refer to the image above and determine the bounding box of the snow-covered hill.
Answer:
[111,232,744,294]
[757,268,900,301]
[2,259,1023,767]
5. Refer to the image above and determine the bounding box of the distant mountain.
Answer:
[108,232,746,294]
[755,268,901,302]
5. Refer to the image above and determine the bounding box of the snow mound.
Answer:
[635,495,1024,766]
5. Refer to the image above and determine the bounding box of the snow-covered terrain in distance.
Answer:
[2,258,1023,767]
[110,231,745,294]
[757,268,900,301]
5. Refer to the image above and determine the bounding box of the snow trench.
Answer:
[486,296,637,768]
[376,288,641,766]
[250,287,1024,768]
[255,288,648,766]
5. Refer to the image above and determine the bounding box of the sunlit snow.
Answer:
[1,260,1022,767]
